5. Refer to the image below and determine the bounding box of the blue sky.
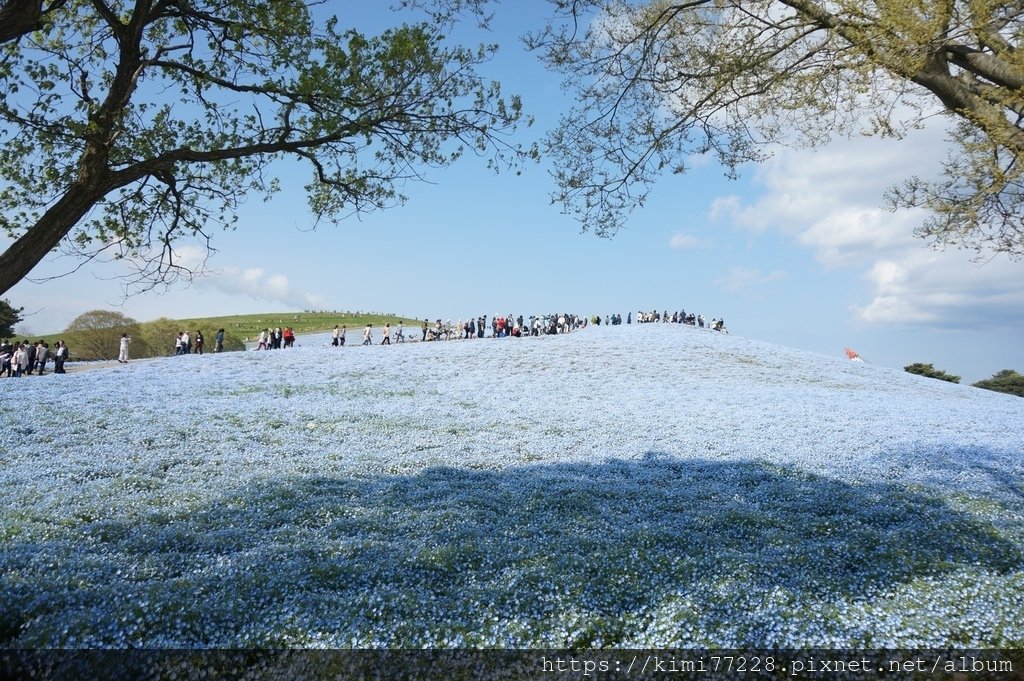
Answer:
[5,1,1022,384]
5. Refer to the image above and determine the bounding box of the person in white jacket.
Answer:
[13,344,28,376]
[118,334,131,363]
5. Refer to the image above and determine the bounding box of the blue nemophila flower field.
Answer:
[1,324,1022,647]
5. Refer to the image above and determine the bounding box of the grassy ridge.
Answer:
[21,311,420,360]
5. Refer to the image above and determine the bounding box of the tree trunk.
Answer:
[0,0,43,44]
[0,184,108,296]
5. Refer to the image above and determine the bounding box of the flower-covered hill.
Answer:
[2,324,1023,647]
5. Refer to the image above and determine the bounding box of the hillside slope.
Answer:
[2,324,1022,647]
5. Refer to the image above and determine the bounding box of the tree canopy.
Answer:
[64,309,145,359]
[0,0,532,296]
[0,298,24,336]
[973,368,1024,396]
[432,0,1024,255]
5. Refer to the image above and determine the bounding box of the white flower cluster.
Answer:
[2,324,1022,647]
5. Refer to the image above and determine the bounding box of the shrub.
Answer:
[904,363,961,384]
[973,370,1024,397]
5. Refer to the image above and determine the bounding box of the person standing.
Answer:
[54,340,68,373]
[421,318,429,342]
[118,333,131,363]
[181,330,191,354]
[24,341,36,375]
[331,325,340,347]
[339,325,346,346]
[215,329,225,353]
[0,341,12,377]
[12,344,26,377]
[194,330,204,354]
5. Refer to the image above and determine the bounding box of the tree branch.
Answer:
[0,0,69,44]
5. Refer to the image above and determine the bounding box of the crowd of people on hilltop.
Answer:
[0,306,727,377]
[330,309,727,346]
[0,339,69,377]
[634,309,727,332]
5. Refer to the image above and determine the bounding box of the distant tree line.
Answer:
[905,363,1023,398]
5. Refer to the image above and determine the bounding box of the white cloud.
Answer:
[197,266,325,310]
[853,250,1024,328]
[171,245,209,271]
[669,232,708,250]
[794,205,924,268]
[709,119,1024,331]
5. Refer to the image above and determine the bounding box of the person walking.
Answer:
[421,318,429,342]
[381,323,391,345]
[34,342,50,374]
[118,334,131,363]
[215,329,225,353]
[194,330,204,354]
[339,325,346,346]
[331,325,340,347]
[363,324,373,346]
